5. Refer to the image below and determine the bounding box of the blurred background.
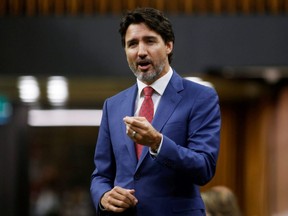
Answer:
[1,0,288,215]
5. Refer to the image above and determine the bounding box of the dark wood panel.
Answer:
[1,0,288,16]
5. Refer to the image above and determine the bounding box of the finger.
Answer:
[105,192,130,211]
[117,188,138,206]
[127,189,136,194]
[124,118,151,133]
[125,124,138,138]
[109,197,131,209]
[131,130,137,138]
[123,116,146,126]
[125,121,145,138]
[106,201,127,213]
[114,187,138,205]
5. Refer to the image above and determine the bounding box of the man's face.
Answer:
[124,23,173,84]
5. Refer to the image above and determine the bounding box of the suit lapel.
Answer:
[153,72,184,133]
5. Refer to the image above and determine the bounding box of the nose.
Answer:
[138,43,147,58]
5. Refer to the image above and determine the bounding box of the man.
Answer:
[90,7,221,216]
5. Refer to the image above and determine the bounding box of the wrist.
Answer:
[151,143,160,153]
[151,133,161,153]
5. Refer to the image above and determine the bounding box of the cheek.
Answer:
[154,51,168,63]
[125,50,136,62]
[126,55,134,65]
[152,47,168,59]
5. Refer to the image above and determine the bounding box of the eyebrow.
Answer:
[144,36,158,41]
[126,35,158,44]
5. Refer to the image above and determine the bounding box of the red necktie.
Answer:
[136,86,154,159]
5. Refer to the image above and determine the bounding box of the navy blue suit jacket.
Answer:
[90,71,221,216]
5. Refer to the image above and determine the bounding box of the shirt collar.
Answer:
[137,67,173,97]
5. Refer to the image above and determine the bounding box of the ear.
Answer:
[166,41,173,55]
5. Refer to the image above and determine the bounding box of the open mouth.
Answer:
[137,60,152,71]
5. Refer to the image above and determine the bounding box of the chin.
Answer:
[141,74,158,84]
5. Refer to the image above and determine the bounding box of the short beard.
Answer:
[129,62,165,84]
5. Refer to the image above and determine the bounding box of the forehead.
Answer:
[125,23,161,40]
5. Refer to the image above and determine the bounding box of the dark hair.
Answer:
[119,7,175,63]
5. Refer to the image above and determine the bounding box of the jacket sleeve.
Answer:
[155,86,221,185]
[90,100,116,213]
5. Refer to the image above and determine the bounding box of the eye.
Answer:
[127,40,138,48]
[145,36,157,45]
[147,38,156,44]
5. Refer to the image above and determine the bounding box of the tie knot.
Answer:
[143,86,154,97]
